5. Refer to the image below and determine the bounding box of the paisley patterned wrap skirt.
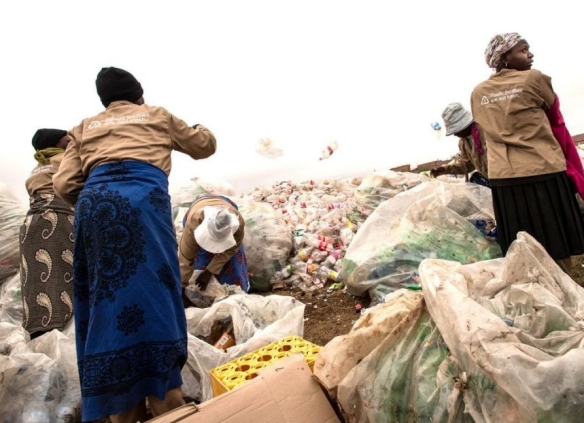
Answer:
[19,193,75,335]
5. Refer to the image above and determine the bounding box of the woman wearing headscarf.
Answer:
[20,129,74,339]
[471,33,584,273]
[53,67,217,423]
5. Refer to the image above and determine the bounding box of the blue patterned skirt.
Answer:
[73,161,187,421]
[193,245,250,292]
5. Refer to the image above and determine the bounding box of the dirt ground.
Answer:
[569,254,584,286]
[266,285,371,347]
[289,254,584,346]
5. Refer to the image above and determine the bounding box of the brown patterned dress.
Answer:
[19,193,75,335]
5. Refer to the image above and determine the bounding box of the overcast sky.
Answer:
[1,0,583,203]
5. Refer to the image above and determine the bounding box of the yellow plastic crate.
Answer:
[210,335,321,397]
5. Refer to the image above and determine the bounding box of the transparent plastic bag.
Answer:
[420,232,584,423]
[314,289,469,423]
[0,183,27,282]
[342,181,501,303]
[349,170,426,222]
[236,199,293,291]
[0,273,23,325]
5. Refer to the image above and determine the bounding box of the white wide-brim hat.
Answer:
[442,102,473,136]
[194,206,240,253]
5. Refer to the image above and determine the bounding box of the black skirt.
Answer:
[491,171,584,259]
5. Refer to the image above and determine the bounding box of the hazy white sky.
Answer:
[1,0,583,203]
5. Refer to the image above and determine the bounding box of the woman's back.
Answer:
[472,69,565,180]
[67,101,216,178]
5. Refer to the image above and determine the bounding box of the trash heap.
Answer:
[315,232,584,423]
[0,184,81,422]
[171,170,441,293]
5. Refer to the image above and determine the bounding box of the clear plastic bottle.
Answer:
[324,250,341,267]
[340,227,355,245]
[271,264,294,282]
[318,265,340,282]
[309,250,328,263]
[319,141,339,160]
[305,263,320,275]
[303,233,333,251]
[296,247,313,262]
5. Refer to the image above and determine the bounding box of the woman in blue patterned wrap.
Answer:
[53,67,217,423]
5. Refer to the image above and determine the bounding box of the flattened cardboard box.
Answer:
[148,354,340,423]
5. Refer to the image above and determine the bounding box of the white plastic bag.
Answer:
[0,273,23,325]
[182,294,305,402]
[420,232,584,423]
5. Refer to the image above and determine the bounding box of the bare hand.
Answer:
[430,167,446,178]
[195,270,213,291]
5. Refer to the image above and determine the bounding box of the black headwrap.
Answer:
[31,129,68,150]
[96,67,144,107]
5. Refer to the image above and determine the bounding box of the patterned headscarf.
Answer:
[484,33,523,69]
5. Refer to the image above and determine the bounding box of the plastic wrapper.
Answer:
[181,294,305,402]
[0,183,27,282]
[419,231,584,423]
[0,273,23,326]
[342,181,501,303]
[235,199,293,292]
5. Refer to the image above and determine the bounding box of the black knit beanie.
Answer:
[32,129,68,150]
[96,67,144,107]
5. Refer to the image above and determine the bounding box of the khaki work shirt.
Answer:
[54,101,216,206]
[443,132,489,177]
[471,69,565,180]
[179,197,245,287]
[25,153,64,197]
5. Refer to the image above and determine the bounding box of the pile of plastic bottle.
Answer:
[171,171,428,292]
[240,174,418,292]
[241,178,362,291]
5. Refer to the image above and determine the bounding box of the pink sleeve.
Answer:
[545,94,584,198]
